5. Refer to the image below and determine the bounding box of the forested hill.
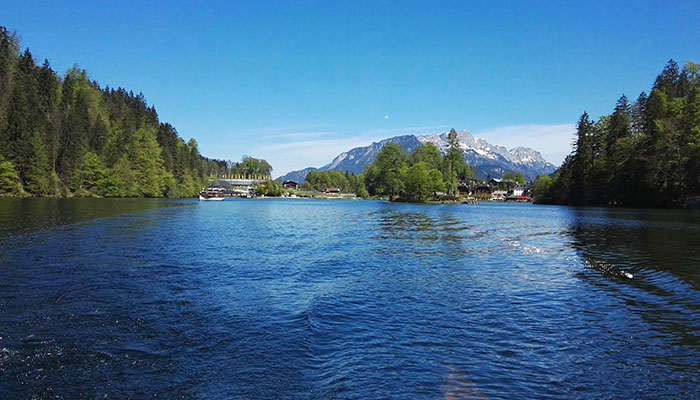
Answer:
[0,26,225,197]
[534,60,700,208]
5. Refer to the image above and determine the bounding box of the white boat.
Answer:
[199,194,225,201]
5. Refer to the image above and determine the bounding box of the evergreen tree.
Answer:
[631,92,648,136]
[6,48,41,176]
[0,154,22,195]
[607,95,632,151]
[58,86,90,181]
[71,151,106,195]
[24,131,51,195]
[89,116,108,155]
[605,96,636,204]
[443,128,461,195]
[570,112,596,205]
[0,27,20,117]
[653,59,680,97]
[540,59,700,208]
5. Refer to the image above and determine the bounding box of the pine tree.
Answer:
[0,25,248,198]
[441,129,466,195]
[58,87,90,181]
[89,117,108,155]
[570,112,596,205]
[6,48,41,176]
[0,154,22,194]
[0,27,20,113]
[24,131,51,195]
[71,151,106,195]
[605,96,636,204]
[607,95,632,151]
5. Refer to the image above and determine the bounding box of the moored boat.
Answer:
[199,193,225,201]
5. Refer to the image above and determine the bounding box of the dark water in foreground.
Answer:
[1,198,699,399]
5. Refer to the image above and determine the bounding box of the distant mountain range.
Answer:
[279,130,557,183]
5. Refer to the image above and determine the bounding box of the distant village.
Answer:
[455,177,532,202]
[200,175,532,203]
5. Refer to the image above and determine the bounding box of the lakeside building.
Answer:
[282,181,299,190]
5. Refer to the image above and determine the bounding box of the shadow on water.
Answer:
[567,207,700,361]
[0,198,185,240]
[568,207,700,288]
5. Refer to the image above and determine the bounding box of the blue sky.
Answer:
[3,1,699,176]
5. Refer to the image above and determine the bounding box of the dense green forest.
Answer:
[533,60,700,208]
[0,26,241,197]
[299,129,476,202]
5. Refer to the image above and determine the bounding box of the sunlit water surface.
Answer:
[1,198,699,399]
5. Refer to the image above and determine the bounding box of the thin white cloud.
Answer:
[473,123,575,166]
[211,123,572,177]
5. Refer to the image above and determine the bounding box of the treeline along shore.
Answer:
[3,24,699,208]
[0,26,235,198]
[532,60,700,208]
[282,60,700,208]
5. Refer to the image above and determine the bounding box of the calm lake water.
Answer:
[1,198,699,399]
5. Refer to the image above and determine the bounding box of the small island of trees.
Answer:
[294,129,477,202]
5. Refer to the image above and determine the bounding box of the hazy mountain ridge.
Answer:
[279,130,556,183]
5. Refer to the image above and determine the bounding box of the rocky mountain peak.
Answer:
[278,130,556,183]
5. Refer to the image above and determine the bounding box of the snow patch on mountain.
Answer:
[278,130,556,183]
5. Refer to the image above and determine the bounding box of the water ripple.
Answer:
[0,199,699,398]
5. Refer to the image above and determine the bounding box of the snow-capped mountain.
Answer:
[416,130,557,180]
[280,135,422,183]
[278,130,556,183]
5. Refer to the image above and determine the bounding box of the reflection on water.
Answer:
[443,363,490,400]
[568,207,700,377]
[0,198,182,238]
[0,199,698,398]
[570,207,700,286]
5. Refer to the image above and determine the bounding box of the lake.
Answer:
[1,198,699,399]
